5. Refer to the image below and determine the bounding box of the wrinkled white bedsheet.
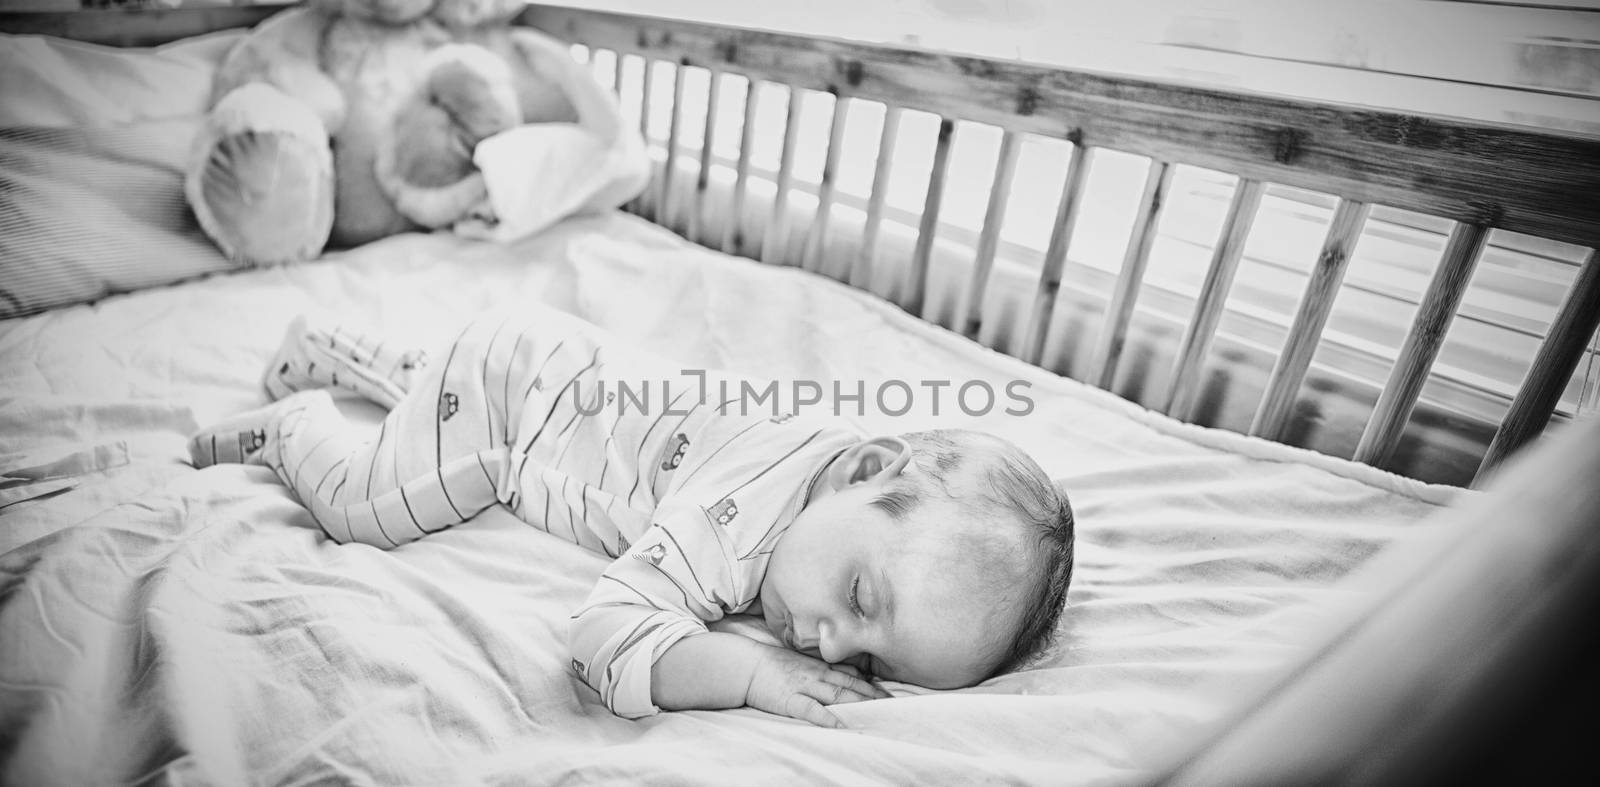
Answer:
[1,212,1460,785]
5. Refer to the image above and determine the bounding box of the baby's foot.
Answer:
[188,390,334,468]
[189,423,269,468]
[263,315,426,409]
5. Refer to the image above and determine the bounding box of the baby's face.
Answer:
[758,480,1011,689]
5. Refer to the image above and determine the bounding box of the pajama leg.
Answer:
[263,314,428,408]
[187,314,423,468]
[190,314,571,549]
[257,389,511,548]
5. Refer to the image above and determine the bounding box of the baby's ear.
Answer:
[829,436,912,488]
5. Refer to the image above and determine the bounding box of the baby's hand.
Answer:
[744,647,889,728]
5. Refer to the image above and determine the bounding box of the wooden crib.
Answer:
[4,3,1599,783]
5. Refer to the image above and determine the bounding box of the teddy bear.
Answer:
[185,0,591,265]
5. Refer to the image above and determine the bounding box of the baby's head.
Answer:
[759,428,1075,688]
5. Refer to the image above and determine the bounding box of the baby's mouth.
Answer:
[781,621,822,658]
[776,613,797,650]
[763,602,792,647]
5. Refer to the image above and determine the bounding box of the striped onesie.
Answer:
[189,306,861,718]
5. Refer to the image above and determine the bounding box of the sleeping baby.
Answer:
[188,306,1076,727]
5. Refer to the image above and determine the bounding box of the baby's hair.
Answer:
[872,429,1076,676]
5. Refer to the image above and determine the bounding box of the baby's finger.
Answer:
[811,685,880,706]
[823,666,891,700]
[783,693,843,729]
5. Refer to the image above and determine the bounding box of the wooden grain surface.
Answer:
[852,106,902,290]
[1021,143,1092,366]
[1250,199,1371,441]
[522,4,1600,251]
[906,117,954,319]
[689,66,722,246]
[725,79,760,256]
[963,129,1020,340]
[633,56,655,217]
[1090,160,1174,390]
[802,95,852,276]
[660,61,687,230]
[1354,222,1489,468]
[1477,249,1600,486]
[760,88,804,265]
[1163,178,1265,419]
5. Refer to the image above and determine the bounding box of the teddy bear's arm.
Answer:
[212,7,348,134]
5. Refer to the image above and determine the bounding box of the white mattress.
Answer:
[0,211,1463,784]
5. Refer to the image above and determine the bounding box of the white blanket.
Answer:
[1,213,1460,785]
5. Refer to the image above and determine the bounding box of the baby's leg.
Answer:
[264,314,428,409]
[190,316,554,548]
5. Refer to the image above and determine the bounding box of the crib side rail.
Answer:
[523,5,1600,252]
[523,4,1600,487]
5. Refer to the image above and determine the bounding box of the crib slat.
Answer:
[1089,160,1174,389]
[1476,248,1600,486]
[1021,144,1093,366]
[612,50,625,98]
[660,62,687,231]
[761,88,805,265]
[1354,223,1489,468]
[852,106,902,289]
[638,58,654,139]
[907,118,955,318]
[963,129,1021,340]
[1250,199,1371,441]
[1163,178,1265,419]
[689,68,722,246]
[725,79,760,257]
[802,95,852,276]
[636,57,655,218]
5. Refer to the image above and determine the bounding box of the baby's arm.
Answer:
[651,631,884,728]
[569,504,882,725]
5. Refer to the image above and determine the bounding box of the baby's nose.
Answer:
[816,622,852,664]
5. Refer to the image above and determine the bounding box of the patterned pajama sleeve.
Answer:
[569,417,858,718]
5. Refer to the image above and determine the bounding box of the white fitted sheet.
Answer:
[0,211,1463,785]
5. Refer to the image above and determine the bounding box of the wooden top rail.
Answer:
[521,4,1600,252]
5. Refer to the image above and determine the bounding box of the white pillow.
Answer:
[0,30,239,127]
[0,122,245,319]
